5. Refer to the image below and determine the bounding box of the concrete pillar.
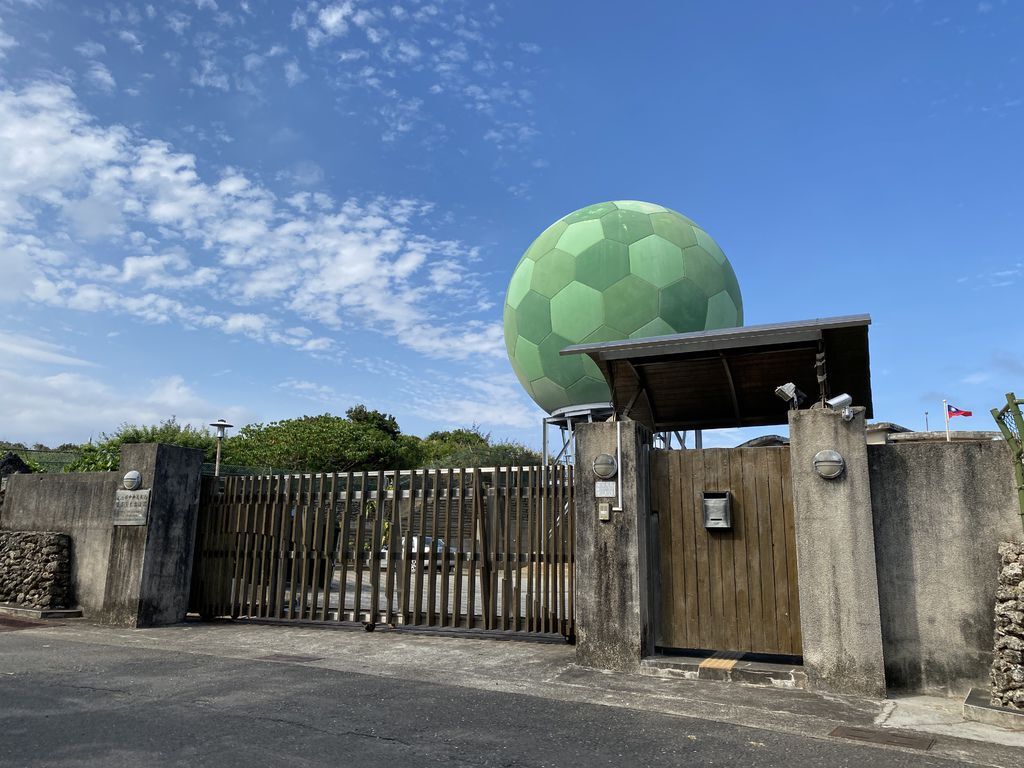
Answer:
[788,407,886,697]
[101,443,203,627]
[574,420,653,671]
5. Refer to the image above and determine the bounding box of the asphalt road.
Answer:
[0,631,968,768]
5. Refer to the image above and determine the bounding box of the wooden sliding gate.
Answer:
[651,447,801,657]
[189,466,574,639]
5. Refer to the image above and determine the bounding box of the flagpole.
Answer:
[924,411,929,431]
[943,399,950,442]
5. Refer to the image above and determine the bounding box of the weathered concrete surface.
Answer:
[1,444,203,627]
[789,407,887,698]
[574,420,653,671]
[868,441,1022,697]
[104,444,203,627]
[1,471,119,615]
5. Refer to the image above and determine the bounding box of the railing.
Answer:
[189,465,575,639]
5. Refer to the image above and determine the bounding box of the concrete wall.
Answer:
[869,440,1021,696]
[574,420,653,671]
[1,471,119,616]
[1,443,203,627]
[788,407,887,698]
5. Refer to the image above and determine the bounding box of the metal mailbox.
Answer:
[702,491,732,529]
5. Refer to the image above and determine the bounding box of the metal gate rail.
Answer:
[189,465,575,639]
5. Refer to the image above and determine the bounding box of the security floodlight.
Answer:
[826,393,853,410]
[774,382,806,410]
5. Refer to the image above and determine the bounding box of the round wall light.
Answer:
[812,450,845,479]
[593,453,618,480]
[123,470,142,491]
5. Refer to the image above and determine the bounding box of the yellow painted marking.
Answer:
[698,651,743,670]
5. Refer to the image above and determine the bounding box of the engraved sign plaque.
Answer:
[114,489,151,526]
[595,481,617,498]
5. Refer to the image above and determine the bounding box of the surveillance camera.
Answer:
[826,393,853,410]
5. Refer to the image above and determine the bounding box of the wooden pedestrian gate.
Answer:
[189,466,575,639]
[651,447,801,657]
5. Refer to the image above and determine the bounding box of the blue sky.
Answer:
[0,0,1021,448]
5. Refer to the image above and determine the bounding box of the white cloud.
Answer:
[118,30,144,53]
[0,331,93,367]
[85,62,117,93]
[75,41,107,58]
[191,60,230,90]
[0,80,500,362]
[0,368,247,446]
[284,60,307,86]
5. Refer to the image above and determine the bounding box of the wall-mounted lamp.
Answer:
[813,449,845,479]
[593,453,618,480]
[122,470,142,491]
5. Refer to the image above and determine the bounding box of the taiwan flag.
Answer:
[947,403,972,418]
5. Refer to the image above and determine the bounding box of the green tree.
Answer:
[418,427,541,468]
[64,417,218,472]
[222,411,408,473]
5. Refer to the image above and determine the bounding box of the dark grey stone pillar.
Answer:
[574,420,653,671]
[788,407,886,697]
[101,443,203,627]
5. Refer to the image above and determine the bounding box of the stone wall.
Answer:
[0,531,72,609]
[991,541,1024,709]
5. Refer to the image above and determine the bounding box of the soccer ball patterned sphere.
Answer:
[504,200,743,414]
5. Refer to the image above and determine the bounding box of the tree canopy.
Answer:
[49,407,541,473]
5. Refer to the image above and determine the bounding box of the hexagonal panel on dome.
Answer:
[523,220,568,261]
[550,281,603,341]
[650,212,698,249]
[575,240,630,291]
[706,290,742,328]
[614,200,667,215]
[562,201,619,224]
[530,249,576,298]
[681,245,726,296]
[629,235,684,288]
[556,219,604,255]
[506,259,534,309]
[660,278,708,332]
[604,274,659,335]
[566,375,611,405]
[600,209,654,244]
[514,290,552,344]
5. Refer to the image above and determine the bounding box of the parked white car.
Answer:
[379,535,456,572]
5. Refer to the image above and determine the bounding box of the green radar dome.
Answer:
[503,200,743,414]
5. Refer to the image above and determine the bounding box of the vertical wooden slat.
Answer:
[673,450,691,648]
[320,473,338,621]
[755,449,779,651]
[741,450,764,651]
[439,470,453,626]
[297,476,313,619]
[729,452,751,652]
[557,464,567,634]
[511,466,523,632]
[767,449,792,654]
[485,467,499,630]
[466,470,480,628]
[352,472,368,621]
[336,473,353,621]
[412,470,427,626]
[383,468,400,625]
[781,448,802,654]
[566,463,575,640]
[427,469,440,626]
[717,451,738,651]
[399,470,414,624]
[501,466,512,631]
[368,471,384,625]
[452,469,466,628]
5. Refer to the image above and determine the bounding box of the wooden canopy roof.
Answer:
[560,314,873,432]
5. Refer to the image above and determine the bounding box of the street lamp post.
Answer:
[209,419,233,477]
